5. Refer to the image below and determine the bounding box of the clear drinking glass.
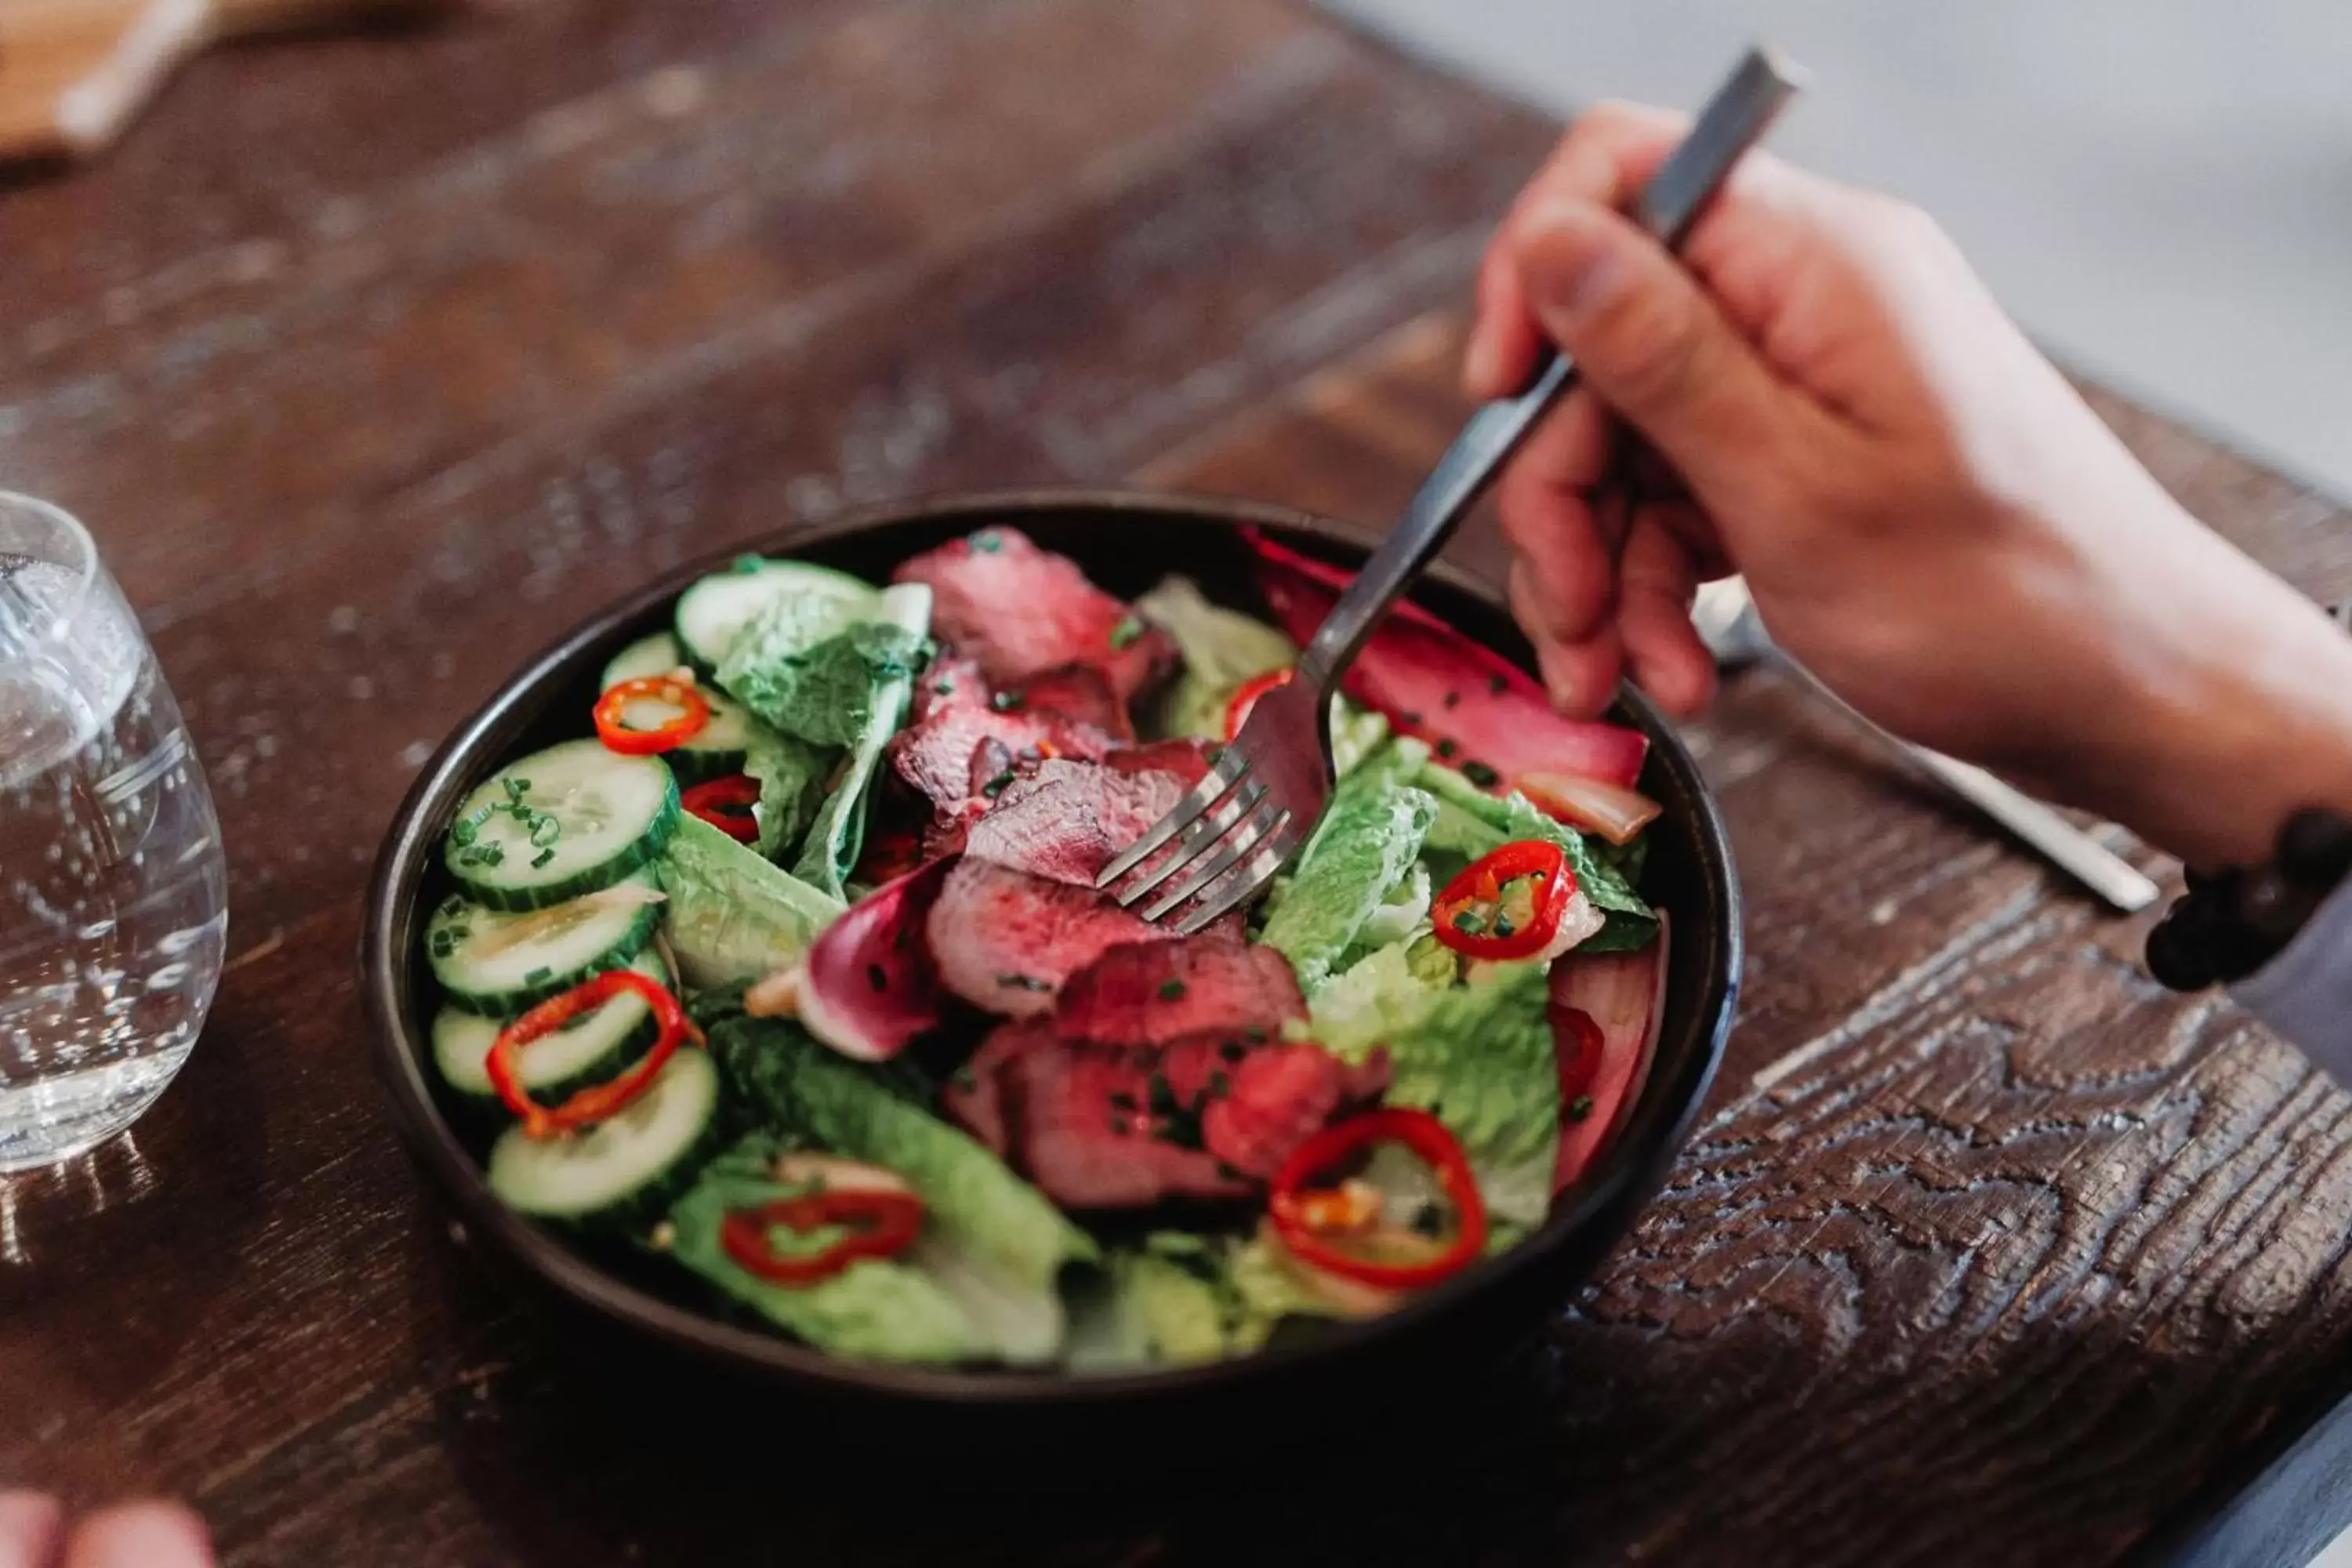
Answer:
[0,492,226,1172]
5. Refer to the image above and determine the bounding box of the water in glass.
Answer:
[0,495,226,1172]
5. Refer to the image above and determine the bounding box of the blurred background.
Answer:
[1331,0,2352,498]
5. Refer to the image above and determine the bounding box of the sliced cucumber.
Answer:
[433,947,672,1103]
[601,630,688,690]
[428,870,664,1016]
[487,1048,722,1231]
[673,557,879,676]
[600,635,759,785]
[445,739,680,910]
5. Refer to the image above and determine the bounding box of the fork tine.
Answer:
[1110,778,1265,909]
[1140,797,1292,923]
[1095,747,1250,890]
[1173,822,1304,935]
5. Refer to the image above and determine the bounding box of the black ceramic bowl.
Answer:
[360,490,1740,1447]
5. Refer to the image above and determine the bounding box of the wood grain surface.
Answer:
[2,2,2349,1564]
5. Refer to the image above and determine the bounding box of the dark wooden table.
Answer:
[5,3,2351,1563]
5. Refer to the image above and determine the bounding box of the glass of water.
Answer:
[0,492,226,1172]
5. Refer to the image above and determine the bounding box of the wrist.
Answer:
[2122,591,2352,866]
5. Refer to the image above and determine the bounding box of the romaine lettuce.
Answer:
[739,719,832,863]
[1300,942,1559,1234]
[709,1013,1094,1362]
[656,813,844,989]
[667,1138,985,1363]
[788,583,931,899]
[1379,960,1560,1233]
[1258,775,1437,989]
[1136,575,1297,740]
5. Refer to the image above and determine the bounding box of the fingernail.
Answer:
[1524,200,1625,328]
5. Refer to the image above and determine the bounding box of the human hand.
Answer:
[0,1492,215,1568]
[1468,103,2352,865]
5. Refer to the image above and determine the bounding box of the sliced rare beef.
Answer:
[960,757,1191,887]
[886,700,1113,815]
[911,653,988,724]
[941,1017,1054,1156]
[1000,1036,1255,1208]
[1202,1044,1392,1178]
[924,858,1171,1018]
[997,663,1134,740]
[893,527,1175,702]
[1053,937,1306,1047]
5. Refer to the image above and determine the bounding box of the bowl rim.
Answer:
[359,486,1742,1404]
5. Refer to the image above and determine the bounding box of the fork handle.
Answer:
[1298,44,1806,692]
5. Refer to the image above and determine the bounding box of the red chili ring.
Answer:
[594,676,711,756]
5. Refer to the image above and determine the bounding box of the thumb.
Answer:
[1516,197,1800,502]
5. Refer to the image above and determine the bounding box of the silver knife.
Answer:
[1693,579,2162,914]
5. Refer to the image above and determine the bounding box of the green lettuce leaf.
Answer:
[1137,575,1297,740]
[1300,939,1446,1062]
[740,719,833,863]
[724,617,927,750]
[1299,940,1559,1232]
[667,1138,985,1363]
[1379,960,1560,1233]
[710,1013,1094,1361]
[1327,697,1392,779]
[788,583,931,899]
[1258,774,1438,989]
[1414,760,1658,953]
[656,813,845,989]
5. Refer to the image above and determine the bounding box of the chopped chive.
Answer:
[524,967,553,985]
[866,963,890,993]
[477,844,505,866]
[528,816,561,848]
[451,818,479,847]
[1157,978,1187,1001]
[731,554,766,574]
[530,848,556,869]
[969,530,1003,553]
[982,770,1015,798]
[1461,760,1501,788]
[1568,1094,1595,1123]
[1109,615,1145,650]
[1494,914,1516,938]
[989,689,1025,713]
[932,680,954,696]
[503,778,531,802]
[1451,909,1486,936]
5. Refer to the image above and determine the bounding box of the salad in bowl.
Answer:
[408,521,1675,1374]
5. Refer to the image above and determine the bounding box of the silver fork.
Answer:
[1097,44,1808,933]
